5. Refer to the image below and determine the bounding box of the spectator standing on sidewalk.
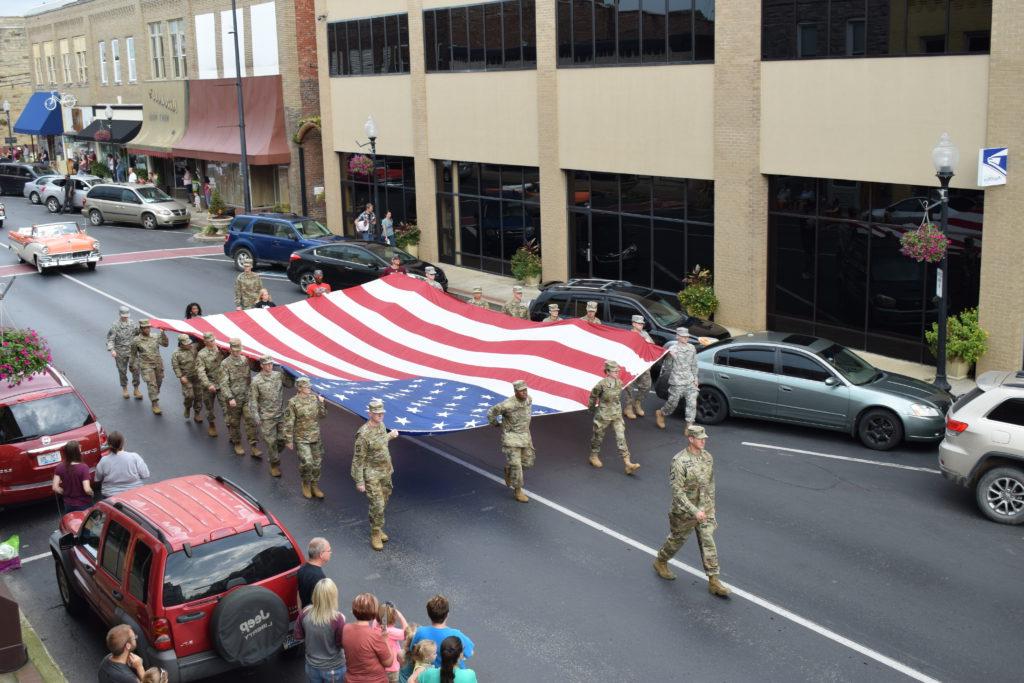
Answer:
[373,601,409,683]
[342,593,394,682]
[416,637,478,683]
[294,578,347,683]
[52,440,93,513]
[411,595,474,669]
[98,624,145,683]
[94,431,150,498]
[403,641,436,683]
[142,668,168,683]
[356,203,376,240]
[297,537,332,608]
[381,211,395,244]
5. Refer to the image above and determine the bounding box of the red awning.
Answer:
[172,75,290,165]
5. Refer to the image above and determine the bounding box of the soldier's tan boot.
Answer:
[379,530,389,543]
[183,405,190,420]
[133,387,143,400]
[588,452,604,468]
[634,400,645,417]
[232,442,244,456]
[207,422,218,438]
[193,411,203,423]
[655,409,666,429]
[151,401,162,415]
[269,463,282,478]
[513,487,529,503]
[623,403,636,419]
[653,559,676,580]
[708,575,731,597]
[301,481,312,499]
[121,386,129,399]
[311,481,325,499]
[623,454,641,475]
[503,466,511,487]
[370,529,384,551]
[250,445,263,459]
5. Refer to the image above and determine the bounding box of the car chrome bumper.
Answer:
[38,253,101,269]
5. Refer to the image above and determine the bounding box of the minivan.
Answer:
[84,183,191,229]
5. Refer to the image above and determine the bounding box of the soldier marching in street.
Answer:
[170,334,204,423]
[502,285,528,319]
[487,380,535,503]
[652,425,730,598]
[352,399,399,550]
[467,286,489,308]
[655,327,700,432]
[542,303,560,323]
[219,338,260,457]
[129,319,168,415]
[195,332,224,437]
[234,258,263,310]
[588,360,641,475]
[623,315,653,420]
[580,301,602,325]
[284,377,327,499]
[106,306,141,400]
[424,266,444,290]
[249,355,289,478]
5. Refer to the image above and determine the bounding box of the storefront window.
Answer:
[436,161,540,276]
[340,152,416,234]
[767,176,984,362]
[567,171,714,291]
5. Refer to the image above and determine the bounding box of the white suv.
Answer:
[939,371,1024,524]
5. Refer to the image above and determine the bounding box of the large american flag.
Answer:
[151,274,666,434]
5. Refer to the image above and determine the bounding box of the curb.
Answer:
[19,611,65,683]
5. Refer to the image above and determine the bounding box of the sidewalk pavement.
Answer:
[0,579,65,683]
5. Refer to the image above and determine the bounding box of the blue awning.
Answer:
[13,92,64,136]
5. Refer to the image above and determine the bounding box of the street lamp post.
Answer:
[931,132,959,393]
[364,115,380,236]
[230,0,251,212]
[2,100,12,159]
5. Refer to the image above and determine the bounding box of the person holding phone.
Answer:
[98,625,145,682]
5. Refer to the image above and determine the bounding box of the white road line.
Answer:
[20,551,51,565]
[742,442,941,474]
[60,273,156,318]
[412,437,940,683]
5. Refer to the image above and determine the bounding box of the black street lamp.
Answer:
[363,115,380,236]
[930,132,959,392]
[2,100,12,159]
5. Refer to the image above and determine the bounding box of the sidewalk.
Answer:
[0,579,65,683]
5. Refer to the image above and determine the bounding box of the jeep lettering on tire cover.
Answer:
[210,586,289,666]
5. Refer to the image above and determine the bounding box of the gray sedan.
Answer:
[40,175,102,214]
[23,174,63,204]
[656,332,953,450]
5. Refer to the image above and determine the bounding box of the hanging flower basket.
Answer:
[899,222,950,264]
[348,154,374,178]
[94,128,112,142]
[0,329,53,387]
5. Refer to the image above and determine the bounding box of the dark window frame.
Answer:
[327,14,412,77]
[339,152,417,236]
[424,0,538,73]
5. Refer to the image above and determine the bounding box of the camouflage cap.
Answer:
[631,314,644,324]
[686,424,708,439]
[202,331,216,342]
[472,286,483,293]
[177,334,192,345]
[424,266,436,275]
[228,337,242,349]
[676,327,689,337]
[512,379,528,391]
[118,305,130,316]
[259,354,273,365]
[368,398,385,413]
[295,376,311,388]
[512,285,523,294]
[548,303,559,311]
[604,359,619,372]
[138,318,151,327]
[586,301,598,311]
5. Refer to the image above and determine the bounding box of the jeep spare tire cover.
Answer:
[210,585,289,666]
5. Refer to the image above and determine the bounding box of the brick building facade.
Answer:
[0,16,32,153]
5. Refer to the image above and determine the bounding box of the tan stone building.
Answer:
[0,16,34,154]
[315,0,1022,374]
[21,0,323,216]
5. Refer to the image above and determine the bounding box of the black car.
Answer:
[528,279,730,347]
[0,162,55,196]
[286,240,448,292]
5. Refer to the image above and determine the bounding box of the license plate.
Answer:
[37,452,61,466]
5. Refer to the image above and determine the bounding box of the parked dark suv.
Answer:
[223,213,347,270]
[0,162,55,196]
[51,474,304,682]
[528,279,730,347]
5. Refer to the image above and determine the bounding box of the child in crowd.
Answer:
[406,640,437,683]
[374,601,409,683]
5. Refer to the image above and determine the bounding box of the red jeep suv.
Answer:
[0,365,107,507]
[50,474,304,682]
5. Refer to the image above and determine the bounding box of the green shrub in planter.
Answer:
[511,241,542,282]
[394,223,420,250]
[208,190,227,217]
[88,161,110,178]
[925,307,988,365]
[677,264,719,319]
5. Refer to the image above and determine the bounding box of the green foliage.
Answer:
[0,329,52,387]
[394,223,420,249]
[208,189,227,217]
[134,167,149,182]
[678,264,719,318]
[88,161,110,178]
[925,308,988,365]
[510,239,542,281]
[271,202,291,213]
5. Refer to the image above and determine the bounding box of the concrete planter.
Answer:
[209,217,232,232]
[947,358,970,380]
[523,274,541,287]
[403,243,419,259]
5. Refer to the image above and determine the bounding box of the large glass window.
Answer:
[425,1,536,72]
[767,176,984,363]
[567,171,714,291]
[328,14,410,76]
[437,161,540,276]
[340,153,416,235]
[763,0,992,60]
[559,0,714,66]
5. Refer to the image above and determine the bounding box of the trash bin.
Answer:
[0,583,27,673]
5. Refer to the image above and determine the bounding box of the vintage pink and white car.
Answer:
[7,221,101,273]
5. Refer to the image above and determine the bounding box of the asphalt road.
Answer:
[0,196,1021,682]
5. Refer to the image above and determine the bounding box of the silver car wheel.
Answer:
[29,191,40,204]
[985,473,1024,518]
[298,270,316,291]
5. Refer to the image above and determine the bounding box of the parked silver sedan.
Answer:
[23,174,63,204]
[40,175,102,214]
[656,331,954,450]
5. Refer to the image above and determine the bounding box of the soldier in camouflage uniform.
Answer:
[423,266,444,291]
[501,285,528,319]
[106,306,141,399]
[542,303,560,323]
[234,258,263,310]
[249,355,288,478]
[467,286,489,308]
[170,334,204,422]
[655,327,699,431]
[351,398,399,550]
[218,338,260,457]
[652,425,730,597]
[129,320,169,415]
[588,360,640,475]
[580,300,602,325]
[195,332,224,437]
[284,376,327,499]
[623,315,653,420]
[487,379,535,503]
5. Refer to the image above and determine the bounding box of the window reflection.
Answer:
[426,0,537,72]
[340,153,417,236]
[328,14,411,76]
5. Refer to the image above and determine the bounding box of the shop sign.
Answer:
[977,147,1008,187]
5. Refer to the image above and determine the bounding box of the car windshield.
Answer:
[816,344,878,385]
[161,525,300,607]
[36,223,80,238]
[293,219,332,237]
[136,187,173,203]
[361,242,416,264]
[638,290,685,328]
[0,392,94,444]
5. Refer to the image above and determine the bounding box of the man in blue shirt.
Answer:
[411,594,475,668]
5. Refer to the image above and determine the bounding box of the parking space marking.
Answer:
[414,437,940,683]
[20,551,51,565]
[742,442,941,474]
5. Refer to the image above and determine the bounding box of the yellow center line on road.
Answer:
[742,441,942,474]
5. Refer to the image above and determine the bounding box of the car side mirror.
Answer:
[58,532,78,550]
[824,376,839,386]
[291,233,300,241]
